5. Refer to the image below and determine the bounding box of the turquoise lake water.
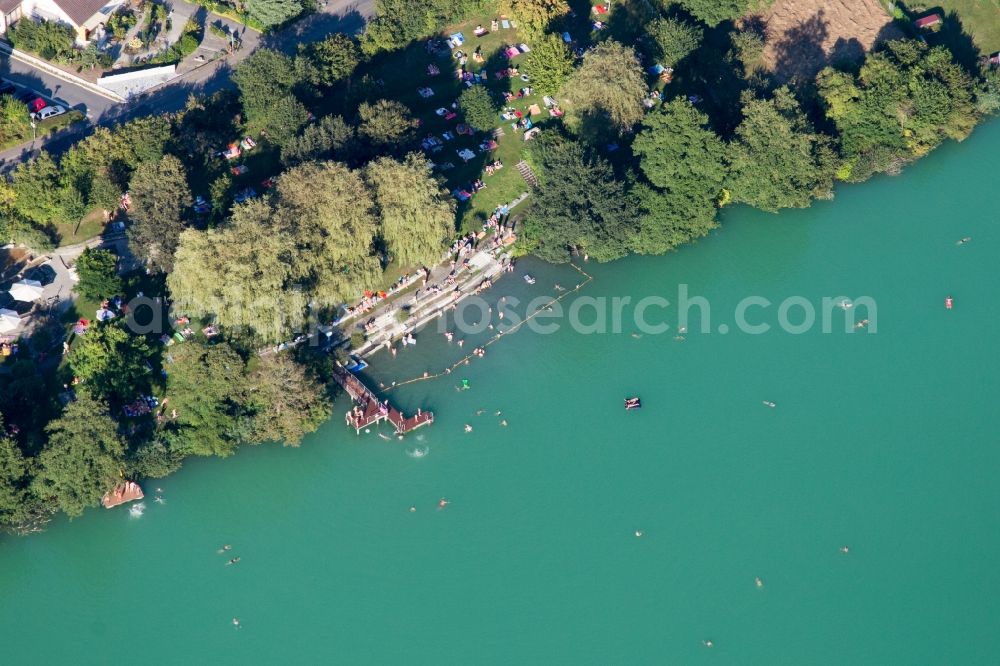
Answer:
[3,121,1000,663]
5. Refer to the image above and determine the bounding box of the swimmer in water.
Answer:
[154,495,165,504]
[409,506,417,513]
[838,299,853,310]
[457,339,464,347]
[678,326,687,334]
[476,409,485,415]
[500,419,508,427]
[703,640,713,648]
[755,576,764,589]
[631,333,642,339]
[438,498,449,508]
[763,401,776,408]
[464,424,473,432]
[957,236,971,245]
[555,283,564,291]
[223,544,232,551]
[635,530,643,537]
[840,545,850,554]
[156,488,163,493]
[674,335,685,342]
[232,617,241,628]
[495,410,502,416]
[226,557,241,566]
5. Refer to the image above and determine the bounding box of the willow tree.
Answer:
[275,161,381,304]
[169,200,304,342]
[32,393,126,518]
[500,0,569,38]
[560,41,646,133]
[366,154,455,267]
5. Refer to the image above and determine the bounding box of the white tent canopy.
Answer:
[0,309,19,333]
[9,279,43,302]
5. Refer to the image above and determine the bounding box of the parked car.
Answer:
[34,105,65,121]
[27,98,46,113]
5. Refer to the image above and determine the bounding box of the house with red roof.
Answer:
[913,13,942,30]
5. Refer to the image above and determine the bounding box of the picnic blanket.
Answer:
[505,46,520,59]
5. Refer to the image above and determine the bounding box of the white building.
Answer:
[0,0,126,45]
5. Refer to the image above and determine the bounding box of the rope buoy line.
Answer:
[383,263,593,392]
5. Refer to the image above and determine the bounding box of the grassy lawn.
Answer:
[910,0,1000,53]
[53,208,107,247]
[355,17,558,232]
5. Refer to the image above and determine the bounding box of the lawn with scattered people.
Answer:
[353,16,560,231]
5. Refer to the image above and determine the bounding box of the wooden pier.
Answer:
[332,364,434,435]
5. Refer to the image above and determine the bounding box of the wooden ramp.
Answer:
[332,365,433,435]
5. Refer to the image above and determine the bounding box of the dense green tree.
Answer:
[646,16,702,67]
[366,154,455,267]
[297,34,361,87]
[561,41,647,133]
[522,138,637,263]
[631,181,718,255]
[69,322,152,403]
[458,86,498,132]
[727,88,836,211]
[524,34,575,97]
[275,161,382,304]
[32,393,126,518]
[75,248,123,300]
[243,353,331,446]
[358,99,418,153]
[162,343,248,457]
[11,152,82,227]
[499,0,568,38]
[233,49,300,129]
[675,0,757,27]
[126,440,183,479]
[634,99,727,195]
[729,27,765,70]
[0,95,30,144]
[0,426,33,526]
[817,40,978,181]
[281,115,357,167]
[169,201,305,342]
[246,0,302,27]
[127,155,191,273]
[631,100,725,253]
[258,96,311,146]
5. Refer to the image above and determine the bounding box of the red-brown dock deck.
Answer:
[333,365,433,435]
[102,481,144,509]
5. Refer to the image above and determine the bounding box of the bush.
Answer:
[107,9,138,40]
[9,19,76,61]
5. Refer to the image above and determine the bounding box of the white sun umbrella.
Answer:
[0,309,19,333]
[8,279,43,302]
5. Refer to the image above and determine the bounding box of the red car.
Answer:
[28,98,45,113]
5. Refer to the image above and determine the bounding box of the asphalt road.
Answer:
[0,0,374,167]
